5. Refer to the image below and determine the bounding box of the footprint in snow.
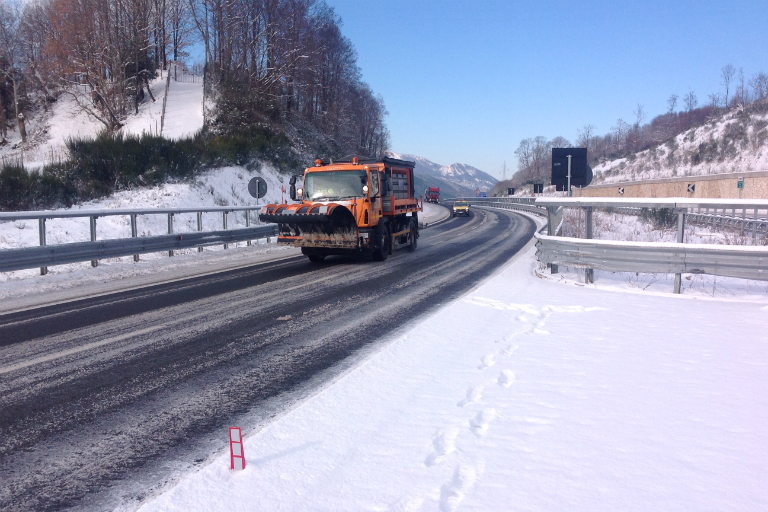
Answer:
[478,354,495,370]
[532,328,550,335]
[501,344,519,356]
[497,370,516,388]
[457,385,483,407]
[440,463,479,512]
[425,428,459,467]
[469,408,497,436]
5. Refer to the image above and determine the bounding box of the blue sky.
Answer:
[325,0,768,180]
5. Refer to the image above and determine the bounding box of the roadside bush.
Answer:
[1,127,302,211]
[640,207,676,229]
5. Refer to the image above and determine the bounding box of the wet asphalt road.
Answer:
[0,207,535,511]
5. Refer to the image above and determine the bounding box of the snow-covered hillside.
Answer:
[593,105,768,185]
[0,66,203,170]
[388,152,497,197]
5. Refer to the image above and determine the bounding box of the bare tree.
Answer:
[708,92,721,109]
[514,138,533,172]
[721,64,735,108]
[633,103,646,127]
[684,89,698,112]
[577,124,595,149]
[667,93,678,113]
[0,0,26,141]
[612,118,630,152]
[750,72,768,101]
[734,67,748,106]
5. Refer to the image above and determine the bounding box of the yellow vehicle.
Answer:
[453,200,470,217]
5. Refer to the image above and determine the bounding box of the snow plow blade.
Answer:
[259,203,359,249]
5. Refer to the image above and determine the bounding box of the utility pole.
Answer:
[502,161,507,181]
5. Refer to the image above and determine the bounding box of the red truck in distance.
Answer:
[425,187,440,203]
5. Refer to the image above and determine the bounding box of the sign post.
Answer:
[551,148,591,193]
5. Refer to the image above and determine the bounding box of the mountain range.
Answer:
[386,152,497,198]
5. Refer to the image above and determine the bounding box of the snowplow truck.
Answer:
[259,156,422,262]
[425,187,440,203]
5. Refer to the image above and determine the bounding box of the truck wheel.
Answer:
[307,254,325,263]
[408,221,418,252]
[372,222,390,261]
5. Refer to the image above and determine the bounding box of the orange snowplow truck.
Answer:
[259,156,422,262]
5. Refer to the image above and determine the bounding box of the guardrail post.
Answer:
[39,218,47,275]
[131,214,139,262]
[90,216,98,267]
[755,208,758,244]
[197,212,203,252]
[246,210,251,247]
[223,211,228,249]
[585,207,593,284]
[673,208,686,294]
[547,206,558,274]
[168,213,174,257]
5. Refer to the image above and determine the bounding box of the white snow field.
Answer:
[0,69,203,169]
[137,237,768,512]
[160,79,205,140]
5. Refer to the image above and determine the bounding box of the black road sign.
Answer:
[618,187,625,195]
[508,188,515,195]
[687,183,695,193]
[248,177,268,199]
[551,148,592,191]
[533,183,544,194]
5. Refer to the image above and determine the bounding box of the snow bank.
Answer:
[136,245,768,512]
[0,72,203,169]
[0,165,291,298]
[592,108,768,184]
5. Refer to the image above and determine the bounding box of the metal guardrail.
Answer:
[453,196,768,293]
[0,206,275,274]
[535,234,767,281]
[0,225,277,272]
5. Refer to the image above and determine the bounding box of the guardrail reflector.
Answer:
[229,427,246,470]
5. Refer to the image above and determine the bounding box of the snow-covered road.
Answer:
[138,240,768,512]
[0,208,536,511]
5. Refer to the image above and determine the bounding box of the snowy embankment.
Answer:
[137,236,768,512]
[591,107,768,184]
[0,69,203,168]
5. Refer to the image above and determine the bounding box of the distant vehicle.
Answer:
[453,200,470,217]
[425,187,440,203]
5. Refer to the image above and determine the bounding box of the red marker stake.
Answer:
[229,427,246,470]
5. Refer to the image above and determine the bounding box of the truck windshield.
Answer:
[304,170,367,201]
[455,201,468,207]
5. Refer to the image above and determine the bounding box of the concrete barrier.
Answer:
[581,170,768,199]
